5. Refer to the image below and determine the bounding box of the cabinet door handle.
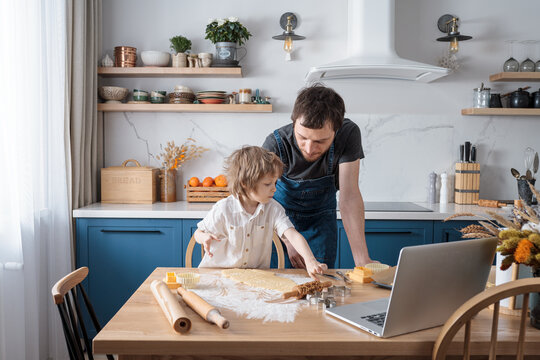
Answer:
[100,229,163,233]
[365,231,413,235]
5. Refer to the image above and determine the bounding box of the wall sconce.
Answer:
[272,12,305,61]
[436,14,472,54]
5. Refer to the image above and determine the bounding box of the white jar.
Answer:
[239,89,252,104]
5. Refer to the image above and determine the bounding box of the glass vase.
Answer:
[159,168,177,202]
[531,267,540,330]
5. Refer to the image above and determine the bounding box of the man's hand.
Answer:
[199,232,220,257]
[285,242,306,269]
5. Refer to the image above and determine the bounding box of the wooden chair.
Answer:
[185,232,285,269]
[51,267,114,360]
[433,277,540,360]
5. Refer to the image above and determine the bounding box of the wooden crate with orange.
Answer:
[185,175,230,203]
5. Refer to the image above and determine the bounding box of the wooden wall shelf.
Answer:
[489,72,540,82]
[97,67,242,77]
[98,103,272,113]
[461,108,540,116]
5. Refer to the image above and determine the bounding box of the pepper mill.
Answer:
[440,172,448,204]
[428,172,437,204]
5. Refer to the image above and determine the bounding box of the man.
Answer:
[263,84,374,268]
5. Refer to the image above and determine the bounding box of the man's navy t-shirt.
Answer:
[262,119,364,190]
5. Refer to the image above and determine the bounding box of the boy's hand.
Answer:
[200,232,220,257]
[305,259,328,280]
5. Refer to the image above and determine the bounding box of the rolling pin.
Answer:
[151,280,191,334]
[177,286,230,329]
[283,280,333,299]
[476,199,506,208]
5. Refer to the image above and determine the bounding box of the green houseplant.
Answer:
[205,17,251,64]
[170,35,192,54]
[205,17,251,46]
[169,35,192,67]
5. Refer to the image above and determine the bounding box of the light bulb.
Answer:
[449,37,459,54]
[284,36,293,53]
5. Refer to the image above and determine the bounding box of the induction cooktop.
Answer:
[363,202,433,212]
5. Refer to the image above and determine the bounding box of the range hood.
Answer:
[305,0,450,83]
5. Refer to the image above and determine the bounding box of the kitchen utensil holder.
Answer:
[454,162,480,205]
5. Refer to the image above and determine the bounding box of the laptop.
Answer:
[326,238,497,338]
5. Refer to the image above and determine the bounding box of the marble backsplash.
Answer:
[104,111,537,202]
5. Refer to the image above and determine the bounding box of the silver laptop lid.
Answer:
[382,238,497,337]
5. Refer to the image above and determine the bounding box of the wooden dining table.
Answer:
[93,268,540,360]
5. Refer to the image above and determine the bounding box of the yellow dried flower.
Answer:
[529,233,540,248]
[498,229,524,240]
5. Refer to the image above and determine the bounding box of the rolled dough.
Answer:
[221,269,297,292]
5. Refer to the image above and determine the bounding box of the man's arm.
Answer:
[338,159,374,266]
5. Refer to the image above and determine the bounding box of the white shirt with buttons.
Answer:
[197,195,293,269]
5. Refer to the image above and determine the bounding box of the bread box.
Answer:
[101,159,159,204]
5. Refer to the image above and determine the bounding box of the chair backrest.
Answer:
[51,267,114,360]
[185,232,285,269]
[433,277,540,360]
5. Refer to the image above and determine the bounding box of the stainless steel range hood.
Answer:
[305,0,450,83]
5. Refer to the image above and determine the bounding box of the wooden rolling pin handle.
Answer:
[177,287,230,329]
[282,290,299,299]
[207,309,230,329]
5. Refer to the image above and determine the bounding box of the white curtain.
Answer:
[0,0,72,359]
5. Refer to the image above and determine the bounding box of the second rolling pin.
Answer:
[476,199,509,208]
[177,286,230,329]
[151,280,191,334]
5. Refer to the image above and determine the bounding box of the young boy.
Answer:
[194,146,327,279]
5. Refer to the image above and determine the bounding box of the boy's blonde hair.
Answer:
[224,146,283,200]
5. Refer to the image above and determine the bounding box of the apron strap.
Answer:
[326,127,340,176]
[326,143,334,176]
[273,130,288,169]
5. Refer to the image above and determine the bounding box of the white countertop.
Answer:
[73,201,512,221]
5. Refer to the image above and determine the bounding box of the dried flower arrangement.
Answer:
[446,182,540,271]
[156,138,208,170]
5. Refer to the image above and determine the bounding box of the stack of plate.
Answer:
[196,91,227,104]
[114,46,137,67]
[169,86,195,104]
[169,92,196,104]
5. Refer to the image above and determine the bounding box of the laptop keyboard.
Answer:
[361,312,386,327]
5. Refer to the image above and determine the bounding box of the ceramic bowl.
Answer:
[173,85,193,94]
[140,50,170,67]
[98,86,128,103]
[133,89,149,101]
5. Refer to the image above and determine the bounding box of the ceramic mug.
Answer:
[133,89,148,101]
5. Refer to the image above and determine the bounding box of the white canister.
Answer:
[239,89,252,104]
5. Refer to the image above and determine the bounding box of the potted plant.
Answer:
[205,17,251,65]
[169,35,192,67]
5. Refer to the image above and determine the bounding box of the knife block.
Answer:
[454,163,480,204]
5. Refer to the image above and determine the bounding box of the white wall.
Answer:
[101,0,538,202]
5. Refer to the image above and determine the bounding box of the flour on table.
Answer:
[221,269,297,292]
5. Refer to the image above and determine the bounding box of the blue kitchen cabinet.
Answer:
[337,220,434,268]
[433,220,478,243]
[182,219,204,267]
[76,218,182,336]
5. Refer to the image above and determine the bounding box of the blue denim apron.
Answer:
[270,130,338,268]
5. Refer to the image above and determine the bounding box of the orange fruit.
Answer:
[188,177,201,187]
[202,177,214,187]
[214,174,228,187]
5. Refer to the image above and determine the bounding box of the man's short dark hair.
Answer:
[291,84,345,131]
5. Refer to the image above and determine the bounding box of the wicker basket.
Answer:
[185,184,230,202]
